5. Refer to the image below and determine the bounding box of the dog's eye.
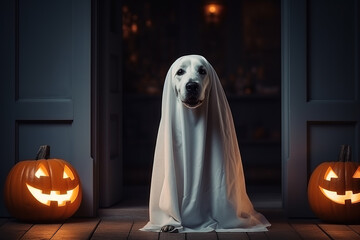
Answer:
[199,68,207,75]
[176,69,185,76]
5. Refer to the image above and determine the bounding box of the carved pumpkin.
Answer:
[308,145,360,223]
[4,145,82,222]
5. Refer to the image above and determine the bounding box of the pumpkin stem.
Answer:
[338,145,345,162]
[36,145,50,160]
[345,145,351,162]
[338,144,351,162]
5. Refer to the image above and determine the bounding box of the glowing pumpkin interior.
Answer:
[319,166,360,205]
[26,163,80,207]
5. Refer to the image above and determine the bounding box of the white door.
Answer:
[0,0,93,216]
[282,0,360,217]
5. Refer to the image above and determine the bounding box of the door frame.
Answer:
[91,0,100,214]
[92,0,286,212]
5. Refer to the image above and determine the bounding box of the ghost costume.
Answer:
[141,55,270,232]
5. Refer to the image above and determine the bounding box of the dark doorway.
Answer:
[120,0,281,208]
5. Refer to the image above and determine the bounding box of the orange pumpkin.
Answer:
[4,145,82,222]
[308,145,360,223]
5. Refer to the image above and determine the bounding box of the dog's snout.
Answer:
[186,82,200,94]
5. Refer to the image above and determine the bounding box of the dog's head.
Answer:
[171,55,210,108]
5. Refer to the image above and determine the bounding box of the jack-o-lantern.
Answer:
[4,145,82,222]
[308,145,360,223]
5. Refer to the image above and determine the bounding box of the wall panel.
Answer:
[18,0,72,100]
[308,122,356,176]
[17,121,72,161]
[307,0,357,101]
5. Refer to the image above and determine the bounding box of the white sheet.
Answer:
[141,55,271,232]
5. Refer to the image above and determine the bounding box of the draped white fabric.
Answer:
[141,55,271,232]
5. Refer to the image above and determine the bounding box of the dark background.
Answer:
[120,0,281,194]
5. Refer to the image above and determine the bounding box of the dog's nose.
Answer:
[186,82,200,94]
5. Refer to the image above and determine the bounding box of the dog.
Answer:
[141,55,270,233]
[171,56,210,109]
[161,55,210,232]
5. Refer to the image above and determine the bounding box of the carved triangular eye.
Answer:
[324,167,338,181]
[63,165,75,180]
[35,164,49,178]
[353,167,360,178]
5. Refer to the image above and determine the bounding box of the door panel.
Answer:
[282,0,360,217]
[0,0,93,216]
[19,0,72,100]
[308,122,357,172]
[307,0,356,101]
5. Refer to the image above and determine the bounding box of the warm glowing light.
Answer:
[208,4,218,14]
[63,165,75,180]
[205,4,221,15]
[324,167,338,181]
[353,167,360,178]
[35,165,49,178]
[26,184,80,206]
[204,3,223,24]
[320,186,360,205]
[131,23,138,33]
[146,20,152,28]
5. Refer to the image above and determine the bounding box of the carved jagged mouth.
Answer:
[26,183,79,206]
[319,186,360,204]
